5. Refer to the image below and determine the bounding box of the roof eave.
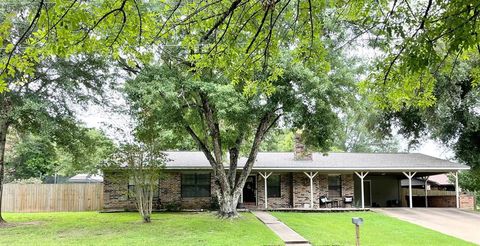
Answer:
[164,166,470,172]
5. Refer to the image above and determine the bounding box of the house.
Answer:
[67,174,104,183]
[103,144,471,211]
[400,174,455,191]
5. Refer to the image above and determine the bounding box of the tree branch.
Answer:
[75,0,127,45]
[201,0,243,42]
[227,132,244,189]
[0,0,44,77]
[234,111,280,192]
[245,7,269,53]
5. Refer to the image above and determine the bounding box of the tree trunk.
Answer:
[0,120,9,224]
[217,191,241,218]
[143,214,151,223]
[186,95,281,219]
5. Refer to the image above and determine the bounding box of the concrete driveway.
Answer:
[374,208,480,244]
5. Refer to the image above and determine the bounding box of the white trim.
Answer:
[403,172,417,208]
[304,172,318,208]
[163,166,470,171]
[254,175,258,207]
[249,167,470,171]
[259,172,272,209]
[354,171,369,209]
[423,176,429,208]
[453,171,459,208]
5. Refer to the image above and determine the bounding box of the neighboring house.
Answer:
[68,174,103,183]
[103,142,470,210]
[400,174,475,209]
[400,174,455,191]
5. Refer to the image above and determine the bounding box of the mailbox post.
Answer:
[352,217,363,246]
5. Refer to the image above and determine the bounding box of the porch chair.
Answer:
[319,196,332,208]
[343,196,353,208]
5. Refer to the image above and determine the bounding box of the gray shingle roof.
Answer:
[164,151,469,172]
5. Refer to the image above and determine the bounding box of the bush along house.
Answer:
[103,140,471,211]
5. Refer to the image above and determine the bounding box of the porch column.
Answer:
[453,171,459,208]
[354,171,369,209]
[304,172,318,208]
[403,172,417,208]
[423,176,429,208]
[259,172,272,209]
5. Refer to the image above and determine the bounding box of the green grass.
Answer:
[272,211,473,246]
[0,212,282,246]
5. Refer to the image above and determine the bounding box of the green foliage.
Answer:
[126,54,345,154]
[375,51,479,195]
[0,0,338,93]
[333,98,400,153]
[8,177,42,184]
[459,170,480,192]
[348,1,480,110]
[2,0,479,114]
[259,129,294,152]
[5,129,115,180]
[6,134,57,180]
[58,129,117,176]
[164,202,182,212]
[105,143,166,222]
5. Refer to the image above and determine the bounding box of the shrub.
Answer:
[164,201,181,211]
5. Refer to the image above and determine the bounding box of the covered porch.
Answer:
[241,152,470,210]
[239,171,356,210]
[242,168,468,210]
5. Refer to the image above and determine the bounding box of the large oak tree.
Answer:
[125,52,350,217]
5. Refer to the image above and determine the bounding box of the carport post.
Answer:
[259,172,272,209]
[423,176,429,208]
[304,172,318,208]
[453,171,459,208]
[354,171,369,209]
[403,172,416,208]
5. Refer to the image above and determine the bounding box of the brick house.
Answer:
[103,150,470,210]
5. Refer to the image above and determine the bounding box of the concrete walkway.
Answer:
[374,208,480,244]
[252,211,311,245]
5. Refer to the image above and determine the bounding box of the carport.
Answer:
[353,166,469,209]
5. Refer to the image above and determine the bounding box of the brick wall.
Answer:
[257,173,293,208]
[292,173,323,208]
[459,194,475,210]
[103,170,140,210]
[291,173,354,208]
[428,194,475,209]
[103,170,215,210]
[104,170,356,210]
[159,172,215,209]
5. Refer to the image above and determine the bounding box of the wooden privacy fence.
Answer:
[1,183,104,212]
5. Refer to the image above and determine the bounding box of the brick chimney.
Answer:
[294,130,312,161]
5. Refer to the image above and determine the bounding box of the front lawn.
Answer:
[0,212,282,245]
[272,211,473,246]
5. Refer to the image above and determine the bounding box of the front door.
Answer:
[243,176,256,203]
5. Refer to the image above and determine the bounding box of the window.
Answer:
[181,173,211,197]
[128,177,159,199]
[267,175,281,198]
[328,175,342,197]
